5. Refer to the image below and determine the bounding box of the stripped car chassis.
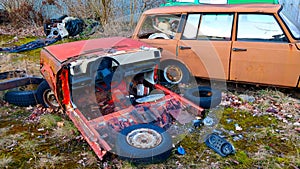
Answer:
[0,70,43,91]
[68,80,205,161]
[39,37,207,162]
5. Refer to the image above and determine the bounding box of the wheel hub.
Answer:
[126,128,162,149]
[43,89,59,108]
[164,65,183,83]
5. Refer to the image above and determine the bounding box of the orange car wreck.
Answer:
[40,37,211,163]
[132,4,300,87]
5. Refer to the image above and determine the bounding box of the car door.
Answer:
[178,13,234,79]
[135,14,182,61]
[230,13,300,87]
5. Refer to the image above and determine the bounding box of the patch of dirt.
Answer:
[0,53,41,76]
[0,25,45,38]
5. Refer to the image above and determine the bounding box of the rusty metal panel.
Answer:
[0,76,43,91]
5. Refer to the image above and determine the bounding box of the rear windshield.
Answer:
[279,11,300,40]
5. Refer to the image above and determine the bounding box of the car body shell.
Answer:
[132,4,300,88]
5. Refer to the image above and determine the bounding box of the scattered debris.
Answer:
[57,121,64,128]
[226,118,233,124]
[192,118,202,128]
[234,124,243,131]
[221,90,300,124]
[203,116,214,126]
[238,94,255,103]
[212,129,223,136]
[44,16,101,38]
[176,146,186,155]
[37,128,45,132]
[0,16,100,53]
[205,133,235,157]
[232,134,244,142]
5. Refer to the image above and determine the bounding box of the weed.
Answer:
[235,151,252,166]
[0,127,10,137]
[0,134,22,150]
[51,120,79,141]
[19,140,39,152]
[1,0,43,27]
[0,155,13,168]
[39,114,62,129]
[34,154,65,169]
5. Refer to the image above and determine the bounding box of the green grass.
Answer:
[0,155,13,168]
[39,114,62,128]
[133,107,300,169]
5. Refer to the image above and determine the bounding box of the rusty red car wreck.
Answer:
[40,37,207,163]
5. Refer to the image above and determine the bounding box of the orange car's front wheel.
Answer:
[161,62,190,84]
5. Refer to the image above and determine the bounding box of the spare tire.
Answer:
[4,90,38,107]
[116,124,172,164]
[183,86,222,109]
[36,80,60,108]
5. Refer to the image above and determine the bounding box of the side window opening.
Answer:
[237,14,288,42]
[182,14,201,39]
[182,13,233,40]
[138,14,181,39]
[198,13,233,40]
[279,11,300,40]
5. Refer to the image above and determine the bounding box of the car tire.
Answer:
[183,86,222,109]
[160,61,190,84]
[36,80,60,108]
[4,90,38,107]
[116,124,172,164]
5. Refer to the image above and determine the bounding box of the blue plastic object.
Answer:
[193,119,202,128]
[177,146,186,155]
[205,133,235,157]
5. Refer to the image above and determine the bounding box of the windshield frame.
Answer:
[279,10,300,40]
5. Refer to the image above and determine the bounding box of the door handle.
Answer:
[179,46,192,50]
[233,48,247,52]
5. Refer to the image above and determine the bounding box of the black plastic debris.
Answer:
[0,36,61,53]
[205,133,235,157]
[64,17,85,37]
[45,15,101,38]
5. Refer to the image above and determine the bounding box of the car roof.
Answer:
[43,37,151,63]
[144,4,281,14]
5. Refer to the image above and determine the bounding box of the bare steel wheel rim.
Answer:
[164,65,183,84]
[43,89,59,107]
[126,128,162,149]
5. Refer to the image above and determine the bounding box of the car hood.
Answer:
[43,37,151,63]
